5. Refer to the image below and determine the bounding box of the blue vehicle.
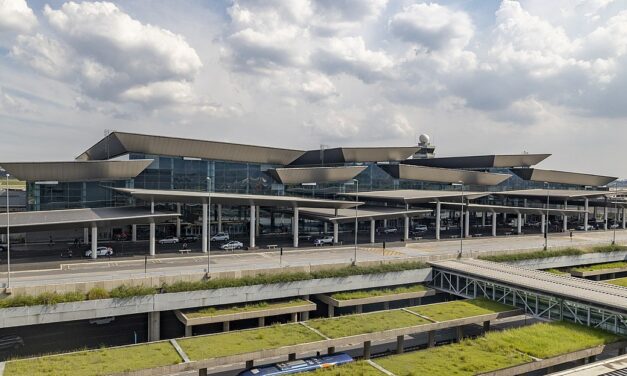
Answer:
[238,353,354,376]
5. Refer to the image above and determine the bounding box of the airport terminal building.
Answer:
[0,131,623,259]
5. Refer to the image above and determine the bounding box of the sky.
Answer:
[0,0,626,177]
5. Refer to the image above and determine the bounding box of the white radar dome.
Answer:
[419,134,430,144]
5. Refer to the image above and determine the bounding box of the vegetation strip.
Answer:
[330,284,428,301]
[184,299,309,319]
[607,277,627,287]
[407,298,512,322]
[0,261,428,309]
[571,261,627,272]
[478,244,626,263]
[312,361,384,375]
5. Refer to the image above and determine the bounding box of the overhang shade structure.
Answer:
[342,189,491,205]
[493,189,612,200]
[77,132,304,165]
[288,147,420,166]
[265,166,367,185]
[403,154,551,169]
[0,207,178,232]
[510,168,617,187]
[299,207,432,223]
[378,164,510,186]
[0,160,153,182]
[438,202,584,216]
[114,188,361,209]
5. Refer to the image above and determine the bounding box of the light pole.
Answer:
[544,182,550,251]
[352,178,359,266]
[206,177,211,276]
[5,173,10,289]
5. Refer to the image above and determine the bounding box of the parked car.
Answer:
[382,227,398,234]
[313,235,334,246]
[576,224,594,231]
[220,240,244,250]
[0,244,5,252]
[0,335,24,351]
[413,225,428,232]
[180,235,199,243]
[158,236,179,244]
[210,232,229,241]
[89,317,115,325]
[84,246,113,258]
[526,221,541,227]
[610,223,620,229]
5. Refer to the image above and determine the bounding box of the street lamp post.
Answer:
[5,173,10,289]
[544,182,550,251]
[206,177,211,276]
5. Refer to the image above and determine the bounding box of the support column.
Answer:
[584,198,589,231]
[396,335,405,354]
[147,311,160,342]
[258,317,265,327]
[482,212,486,227]
[176,203,181,238]
[255,205,260,235]
[456,326,463,342]
[435,201,441,240]
[623,207,626,229]
[301,295,310,320]
[483,320,490,332]
[492,213,497,237]
[404,216,410,240]
[355,305,363,314]
[541,214,546,234]
[91,225,98,259]
[363,341,371,360]
[517,213,522,234]
[84,227,89,244]
[370,219,375,243]
[131,224,137,242]
[217,204,222,233]
[185,325,192,337]
[333,222,339,244]
[291,312,298,322]
[323,222,328,234]
[223,321,230,332]
[149,221,155,256]
[328,304,334,318]
[464,211,470,238]
[202,203,208,253]
[523,199,527,224]
[604,204,608,230]
[292,207,299,248]
[250,205,256,249]
[563,199,568,232]
[428,331,435,348]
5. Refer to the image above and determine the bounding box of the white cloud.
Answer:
[301,73,338,102]
[0,0,37,34]
[11,33,73,79]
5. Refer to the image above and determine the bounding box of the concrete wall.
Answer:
[0,269,432,329]
[506,251,627,270]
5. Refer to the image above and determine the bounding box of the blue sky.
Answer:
[1,0,626,177]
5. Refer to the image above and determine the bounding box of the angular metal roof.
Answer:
[76,132,305,165]
[0,160,153,182]
[265,166,367,185]
[438,202,585,216]
[0,207,178,232]
[403,154,551,169]
[299,207,432,223]
[493,189,612,200]
[342,189,491,204]
[510,168,617,187]
[379,164,510,186]
[288,146,421,166]
[114,188,361,209]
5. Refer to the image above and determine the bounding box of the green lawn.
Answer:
[306,310,429,339]
[607,277,627,287]
[177,324,323,360]
[374,321,620,376]
[545,268,568,275]
[408,299,513,322]
[331,285,428,300]
[312,361,383,375]
[572,261,627,272]
[3,342,181,376]
[185,299,308,319]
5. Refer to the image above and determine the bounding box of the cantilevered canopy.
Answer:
[342,189,491,205]
[266,166,367,185]
[114,188,361,209]
[379,164,510,186]
[0,207,178,232]
[493,189,612,200]
[77,132,305,165]
[438,202,585,216]
[0,160,153,182]
[403,154,551,169]
[299,207,432,224]
[288,146,420,166]
[510,168,617,187]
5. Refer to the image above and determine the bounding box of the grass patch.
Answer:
[185,299,308,319]
[545,268,568,275]
[177,323,322,360]
[408,299,513,322]
[307,310,429,339]
[571,261,627,272]
[607,277,627,287]
[312,361,383,375]
[3,342,181,376]
[374,321,620,376]
[331,284,427,300]
[479,245,627,263]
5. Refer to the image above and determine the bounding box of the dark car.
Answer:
[0,335,24,351]
[180,235,199,243]
[0,244,5,252]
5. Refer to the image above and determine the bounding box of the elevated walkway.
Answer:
[429,259,627,335]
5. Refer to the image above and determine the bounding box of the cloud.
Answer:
[301,73,338,102]
[0,0,37,34]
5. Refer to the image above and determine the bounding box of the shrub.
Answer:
[109,285,157,299]
[87,287,110,300]
[479,248,584,262]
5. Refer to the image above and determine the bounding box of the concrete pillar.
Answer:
[199,368,208,376]
[291,312,298,322]
[523,199,527,224]
[355,305,363,314]
[492,213,497,237]
[584,198,589,231]
[383,301,390,310]
[404,216,410,240]
[517,213,522,234]
[84,227,89,244]
[328,305,334,318]
[541,214,546,234]
[223,321,230,332]
[363,341,371,359]
[396,335,405,354]
[245,360,254,369]
[258,317,265,327]
[323,222,328,234]
[370,219,375,243]
[250,205,256,249]
[217,204,222,233]
[428,331,435,347]
[255,205,260,235]
[288,353,296,361]
[483,320,490,332]
[456,326,463,342]
[132,224,137,242]
[623,208,626,229]
[292,207,299,248]
[327,347,335,355]
[185,325,192,337]
[202,203,208,253]
[333,222,339,244]
[91,225,98,259]
[147,311,160,342]
[482,212,486,227]
[176,203,181,238]
[435,201,441,240]
[464,211,470,238]
[604,204,608,230]
[149,221,155,256]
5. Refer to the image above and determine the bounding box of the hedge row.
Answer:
[478,244,626,263]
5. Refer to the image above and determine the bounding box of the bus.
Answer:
[238,353,354,375]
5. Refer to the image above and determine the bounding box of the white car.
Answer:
[211,232,230,241]
[220,241,244,250]
[576,224,594,231]
[158,236,179,244]
[313,236,334,246]
[414,225,428,232]
[383,227,398,234]
[84,246,113,257]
